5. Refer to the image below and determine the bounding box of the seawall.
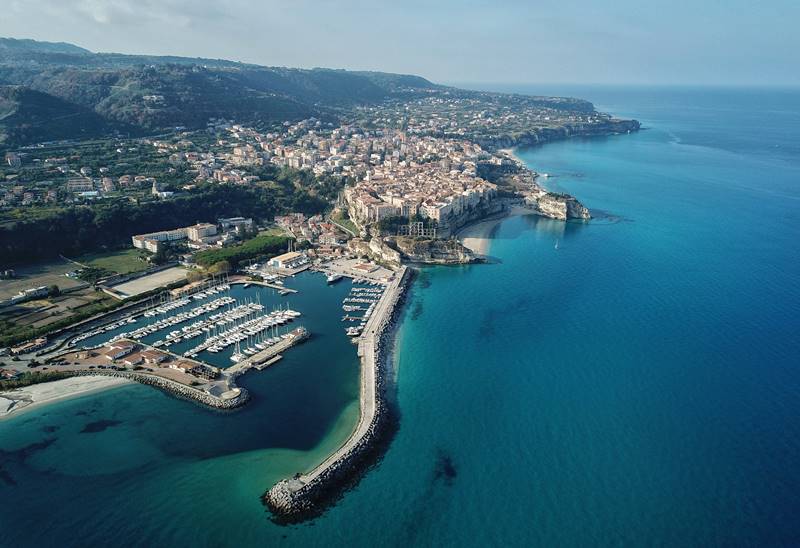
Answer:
[263,266,412,523]
[67,370,250,410]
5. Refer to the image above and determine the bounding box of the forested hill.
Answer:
[0,38,595,148]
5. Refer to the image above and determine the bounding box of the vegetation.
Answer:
[76,248,149,275]
[0,183,326,266]
[194,234,289,268]
[331,209,358,235]
[0,85,119,146]
[76,266,111,283]
[0,370,73,391]
[0,295,123,347]
[0,39,447,148]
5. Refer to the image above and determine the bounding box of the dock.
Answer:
[255,354,282,371]
[231,280,298,293]
[228,327,309,374]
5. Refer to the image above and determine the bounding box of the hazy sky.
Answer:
[2,0,798,86]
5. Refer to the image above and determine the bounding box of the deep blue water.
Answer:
[2,87,799,546]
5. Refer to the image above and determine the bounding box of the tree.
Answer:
[48,284,61,297]
[208,260,231,275]
[186,270,205,283]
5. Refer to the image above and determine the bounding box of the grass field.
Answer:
[259,227,288,237]
[76,249,149,275]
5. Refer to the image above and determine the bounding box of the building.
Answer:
[140,349,169,365]
[66,178,94,193]
[10,337,47,356]
[187,223,218,241]
[268,251,306,269]
[5,152,21,168]
[5,286,49,306]
[218,217,254,233]
[103,343,136,361]
[0,369,21,380]
[132,227,189,253]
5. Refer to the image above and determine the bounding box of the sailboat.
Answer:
[230,340,245,363]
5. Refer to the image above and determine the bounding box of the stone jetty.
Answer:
[263,266,411,523]
[69,369,249,409]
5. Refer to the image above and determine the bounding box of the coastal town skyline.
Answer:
[2,0,799,86]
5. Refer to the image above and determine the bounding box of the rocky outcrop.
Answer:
[387,236,478,264]
[347,237,402,267]
[526,192,591,220]
[348,236,477,265]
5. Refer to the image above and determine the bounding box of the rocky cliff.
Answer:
[527,193,591,220]
[387,236,478,264]
[347,237,402,267]
[347,235,478,265]
[472,119,641,151]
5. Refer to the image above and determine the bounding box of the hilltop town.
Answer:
[0,48,640,361]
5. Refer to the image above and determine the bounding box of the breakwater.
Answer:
[68,370,249,410]
[263,266,412,523]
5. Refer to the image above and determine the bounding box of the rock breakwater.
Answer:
[263,267,412,523]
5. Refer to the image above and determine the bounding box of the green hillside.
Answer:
[0,85,120,146]
[0,37,594,148]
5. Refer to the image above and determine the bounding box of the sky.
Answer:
[1,0,799,86]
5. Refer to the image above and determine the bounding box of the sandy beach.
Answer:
[457,205,540,255]
[0,376,134,419]
[457,216,505,255]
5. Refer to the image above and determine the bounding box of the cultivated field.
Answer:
[0,258,86,300]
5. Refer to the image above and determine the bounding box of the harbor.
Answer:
[25,272,354,413]
[264,265,411,522]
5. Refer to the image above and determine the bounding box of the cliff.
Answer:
[471,118,641,151]
[347,235,477,265]
[347,237,402,268]
[387,236,478,264]
[528,193,591,220]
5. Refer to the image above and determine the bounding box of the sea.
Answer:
[1,86,799,547]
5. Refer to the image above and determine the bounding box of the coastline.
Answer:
[0,376,134,420]
[455,204,541,255]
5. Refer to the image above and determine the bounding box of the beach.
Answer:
[0,376,133,419]
[457,217,503,254]
[456,205,538,255]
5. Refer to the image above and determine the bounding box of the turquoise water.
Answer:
[2,87,800,546]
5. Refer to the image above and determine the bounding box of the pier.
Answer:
[264,265,410,522]
[228,327,309,374]
[230,279,298,294]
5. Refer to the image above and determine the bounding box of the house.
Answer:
[140,349,168,365]
[122,354,143,366]
[0,369,21,380]
[170,361,200,374]
[103,343,136,361]
[10,338,47,355]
